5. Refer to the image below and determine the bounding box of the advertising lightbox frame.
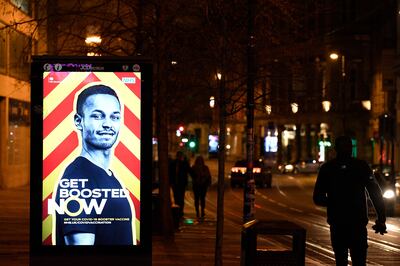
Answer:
[30,56,152,265]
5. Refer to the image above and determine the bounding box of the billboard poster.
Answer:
[208,135,219,153]
[41,70,141,246]
[264,135,278,153]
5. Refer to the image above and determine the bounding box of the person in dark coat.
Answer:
[313,135,387,266]
[169,151,190,218]
[190,156,212,219]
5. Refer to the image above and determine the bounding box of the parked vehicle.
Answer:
[371,164,396,216]
[230,159,272,188]
[279,159,321,174]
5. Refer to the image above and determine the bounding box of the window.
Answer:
[10,0,31,15]
[8,99,30,165]
[0,25,6,73]
[9,30,30,81]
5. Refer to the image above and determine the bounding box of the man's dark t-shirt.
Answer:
[313,157,385,226]
[55,157,134,245]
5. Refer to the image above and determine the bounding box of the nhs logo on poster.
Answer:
[122,77,136,84]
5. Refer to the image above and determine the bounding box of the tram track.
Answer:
[183,171,400,265]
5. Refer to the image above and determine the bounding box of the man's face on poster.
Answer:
[75,94,121,150]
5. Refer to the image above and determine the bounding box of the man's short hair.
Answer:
[334,135,352,154]
[76,84,120,115]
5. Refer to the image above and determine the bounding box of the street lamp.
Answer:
[329,52,339,60]
[209,96,215,108]
[329,51,346,133]
[291,102,299,114]
[362,100,371,111]
[85,35,102,44]
[322,100,331,112]
[265,104,272,115]
[85,35,102,56]
[330,52,346,77]
[216,72,222,80]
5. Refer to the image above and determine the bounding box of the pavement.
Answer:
[152,158,242,265]
[0,182,242,266]
[0,186,29,266]
[1,156,400,266]
[152,211,242,265]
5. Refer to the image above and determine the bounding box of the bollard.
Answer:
[241,220,306,266]
[152,191,181,233]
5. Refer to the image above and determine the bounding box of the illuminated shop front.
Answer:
[259,122,334,164]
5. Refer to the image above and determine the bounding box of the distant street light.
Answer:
[322,100,331,112]
[209,96,215,108]
[329,51,347,133]
[291,102,299,113]
[362,100,371,111]
[330,52,346,77]
[216,72,222,80]
[329,53,339,60]
[85,35,102,45]
[85,35,102,56]
[265,104,272,115]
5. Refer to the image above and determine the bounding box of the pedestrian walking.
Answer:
[190,156,212,220]
[313,135,387,266]
[169,151,190,219]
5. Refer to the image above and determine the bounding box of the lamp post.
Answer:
[265,104,272,115]
[322,100,331,112]
[215,68,226,266]
[85,35,102,56]
[243,0,256,223]
[329,52,346,134]
[290,102,299,114]
[209,96,215,108]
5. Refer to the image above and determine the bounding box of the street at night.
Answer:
[0,159,399,265]
[1,1,400,266]
[154,159,400,265]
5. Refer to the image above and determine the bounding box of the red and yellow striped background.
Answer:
[42,71,141,245]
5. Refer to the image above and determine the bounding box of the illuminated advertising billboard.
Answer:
[264,135,278,153]
[208,135,219,153]
[30,57,152,262]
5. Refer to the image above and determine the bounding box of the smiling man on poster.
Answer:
[54,84,136,245]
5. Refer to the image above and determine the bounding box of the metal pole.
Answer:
[215,74,226,266]
[243,0,256,222]
[341,55,346,134]
[215,8,227,264]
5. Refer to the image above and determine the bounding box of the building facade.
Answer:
[179,1,398,171]
[0,0,46,188]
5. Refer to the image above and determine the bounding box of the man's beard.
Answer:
[86,132,118,150]
[90,140,116,150]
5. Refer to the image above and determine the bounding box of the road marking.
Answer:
[278,188,287,197]
[203,174,400,264]
[306,240,382,266]
[368,237,400,253]
[289,207,303,213]
[306,240,337,261]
